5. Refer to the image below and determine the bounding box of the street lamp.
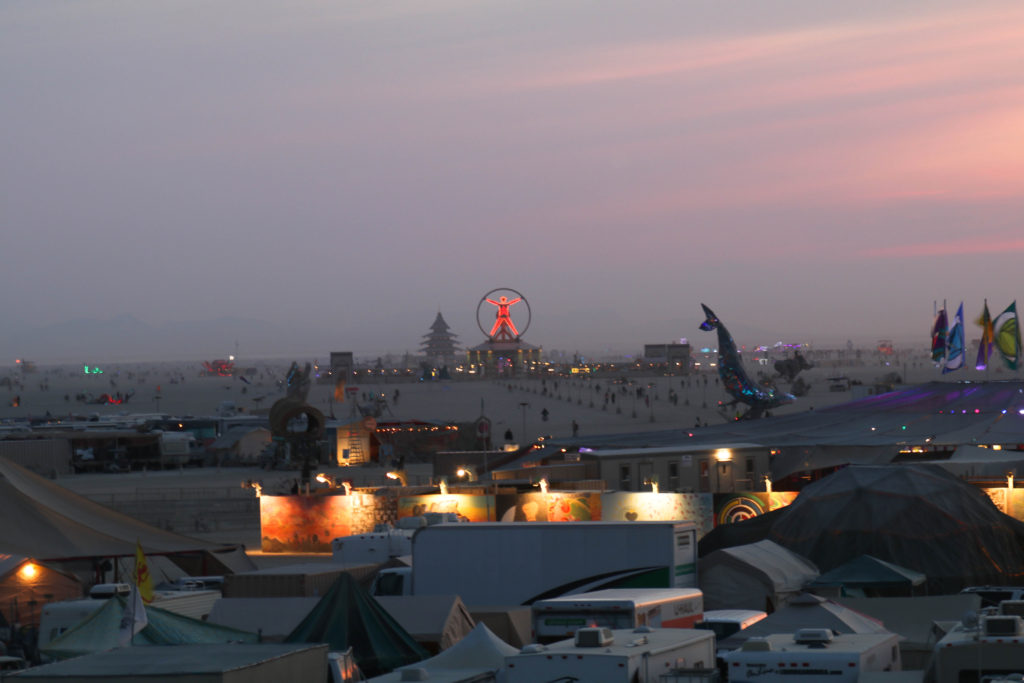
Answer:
[457,467,477,482]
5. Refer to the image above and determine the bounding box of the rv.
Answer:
[502,627,716,683]
[370,521,698,606]
[722,629,902,683]
[532,588,704,643]
[931,604,1024,683]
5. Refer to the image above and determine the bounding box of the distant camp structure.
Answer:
[466,288,542,376]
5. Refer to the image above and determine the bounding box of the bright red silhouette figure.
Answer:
[486,295,522,341]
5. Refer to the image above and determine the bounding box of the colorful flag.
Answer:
[975,299,994,371]
[931,305,948,366]
[943,303,965,374]
[118,585,148,647]
[135,540,154,604]
[334,376,346,403]
[994,301,1022,370]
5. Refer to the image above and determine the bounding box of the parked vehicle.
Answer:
[501,626,716,683]
[723,629,901,683]
[371,521,698,606]
[532,588,704,643]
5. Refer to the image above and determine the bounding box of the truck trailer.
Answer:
[371,521,697,606]
[532,587,704,643]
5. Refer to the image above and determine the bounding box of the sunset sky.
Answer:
[3,1,1023,358]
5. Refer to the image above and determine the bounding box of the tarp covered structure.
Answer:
[285,573,428,678]
[835,594,981,669]
[701,464,1024,593]
[368,622,518,682]
[376,595,476,654]
[0,554,82,627]
[699,539,818,612]
[0,457,223,560]
[809,555,926,597]
[718,593,889,651]
[41,596,258,660]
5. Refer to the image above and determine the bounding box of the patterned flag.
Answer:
[994,301,1022,370]
[135,540,154,604]
[943,303,965,374]
[975,299,994,371]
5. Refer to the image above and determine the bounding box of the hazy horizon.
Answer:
[4,1,1022,363]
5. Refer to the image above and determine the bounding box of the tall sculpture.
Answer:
[700,304,794,420]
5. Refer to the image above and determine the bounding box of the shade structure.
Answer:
[0,457,222,560]
[701,464,1024,593]
[42,596,258,660]
[285,573,428,678]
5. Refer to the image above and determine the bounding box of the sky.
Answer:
[3,1,1024,360]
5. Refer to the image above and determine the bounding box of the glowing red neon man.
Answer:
[486,295,522,340]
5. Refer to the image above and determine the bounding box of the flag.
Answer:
[118,585,148,647]
[135,540,154,604]
[943,303,965,374]
[994,301,1022,370]
[931,305,948,366]
[334,376,346,402]
[976,299,995,370]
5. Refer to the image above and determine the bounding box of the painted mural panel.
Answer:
[498,492,602,522]
[397,494,495,522]
[602,492,714,538]
[712,492,798,526]
[982,487,1024,521]
[260,494,351,552]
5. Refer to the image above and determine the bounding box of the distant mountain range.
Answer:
[0,314,318,363]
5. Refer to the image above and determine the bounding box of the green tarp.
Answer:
[285,573,427,677]
[42,596,257,660]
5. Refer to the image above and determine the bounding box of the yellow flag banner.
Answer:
[135,540,155,604]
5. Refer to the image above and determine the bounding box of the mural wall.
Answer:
[397,494,495,522]
[259,489,802,553]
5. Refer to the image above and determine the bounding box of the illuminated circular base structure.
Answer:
[470,288,542,375]
[466,339,543,376]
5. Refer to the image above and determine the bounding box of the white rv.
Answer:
[502,627,716,683]
[931,605,1024,683]
[723,629,902,683]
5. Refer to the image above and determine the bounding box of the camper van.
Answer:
[531,588,703,643]
[723,629,902,683]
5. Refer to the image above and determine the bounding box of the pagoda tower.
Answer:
[421,312,460,365]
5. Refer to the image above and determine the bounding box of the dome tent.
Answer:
[701,465,1024,593]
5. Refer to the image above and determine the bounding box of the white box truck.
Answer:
[532,588,704,643]
[371,521,697,606]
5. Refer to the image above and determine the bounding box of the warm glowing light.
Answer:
[714,448,733,462]
[387,471,408,486]
[19,562,38,580]
[994,444,1003,451]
